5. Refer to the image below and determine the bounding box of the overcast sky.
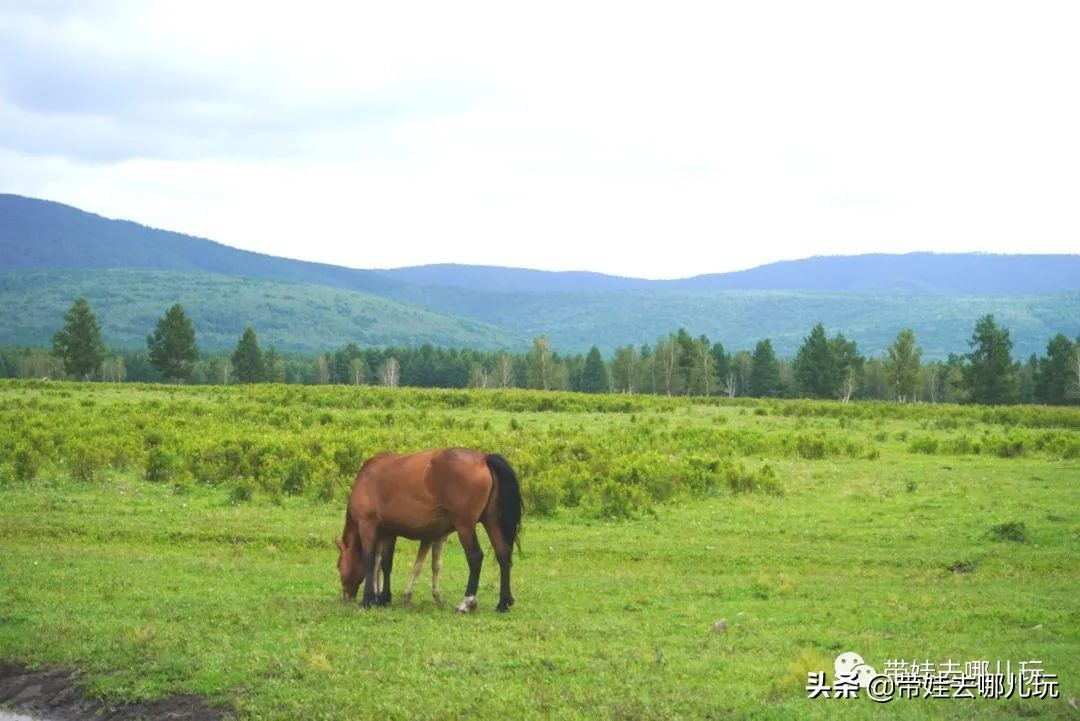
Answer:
[1,2,1077,279]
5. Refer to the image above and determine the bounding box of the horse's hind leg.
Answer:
[402,540,432,606]
[373,542,383,597]
[454,525,483,613]
[482,518,514,612]
[376,536,396,606]
[431,536,446,607]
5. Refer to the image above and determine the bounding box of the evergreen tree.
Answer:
[264,346,286,383]
[962,314,1016,404]
[580,345,609,393]
[710,341,730,390]
[674,328,696,392]
[749,339,780,397]
[1034,333,1074,405]
[885,328,922,402]
[147,303,199,382]
[232,326,265,383]
[793,323,835,398]
[1019,354,1037,404]
[51,297,106,380]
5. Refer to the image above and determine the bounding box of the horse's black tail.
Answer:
[486,453,523,555]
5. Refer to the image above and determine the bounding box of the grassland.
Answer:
[1,380,1078,719]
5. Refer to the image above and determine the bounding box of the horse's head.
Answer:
[335,537,363,601]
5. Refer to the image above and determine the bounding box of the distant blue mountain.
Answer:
[0,193,401,295]
[381,253,1080,295]
[4,193,1078,295]
[2,192,1078,357]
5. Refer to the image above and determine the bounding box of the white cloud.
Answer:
[1,1,1078,278]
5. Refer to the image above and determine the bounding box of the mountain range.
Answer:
[1,193,1077,359]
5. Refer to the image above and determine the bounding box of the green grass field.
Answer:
[1,381,1078,719]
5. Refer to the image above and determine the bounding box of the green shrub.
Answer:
[69,443,104,483]
[724,462,782,495]
[908,436,939,454]
[230,478,255,504]
[13,444,39,482]
[795,433,826,459]
[281,457,313,495]
[145,448,174,482]
[581,479,650,519]
[523,476,561,517]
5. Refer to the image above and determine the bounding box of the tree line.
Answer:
[5,297,1079,406]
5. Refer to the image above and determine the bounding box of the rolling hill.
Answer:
[0,269,513,352]
[2,193,1078,358]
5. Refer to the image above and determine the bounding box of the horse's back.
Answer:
[428,448,493,521]
[350,448,493,537]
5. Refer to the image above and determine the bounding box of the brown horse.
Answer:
[336,448,522,612]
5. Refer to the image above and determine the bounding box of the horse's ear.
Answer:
[334,538,345,551]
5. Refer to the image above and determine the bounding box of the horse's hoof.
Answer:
[402,592,413,606]
[433,594,444,608]
[455,596,477,614]
[495,603,510,613]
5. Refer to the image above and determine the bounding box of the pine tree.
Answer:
[147,303,199,382]
[710,342,730,388]
[749,339,780,397]
[1033,333,1074,405]
[793,323,835,398]
[232,326,265,383]
[581,345,609,393]
[962,314,1016,405]
[264,346,286,383]
[673,328,696,392]
[51,297,106,380]
[885,329,922,402]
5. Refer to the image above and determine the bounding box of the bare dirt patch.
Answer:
[0,663,226,721]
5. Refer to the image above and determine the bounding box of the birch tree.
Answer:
[380,357,400,387]
[496,352,515,388]
[526,336,554,390]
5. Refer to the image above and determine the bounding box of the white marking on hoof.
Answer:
[455,595,477,613]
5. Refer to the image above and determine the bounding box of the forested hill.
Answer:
[382,254,1080,295]
[1,193,1078,357]
[0,194,400,295]
[4,193,1079,295]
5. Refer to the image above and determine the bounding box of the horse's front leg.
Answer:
[377,535,396,606]
[359,528,379,609]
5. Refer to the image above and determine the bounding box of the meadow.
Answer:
[1,379,1078,719]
